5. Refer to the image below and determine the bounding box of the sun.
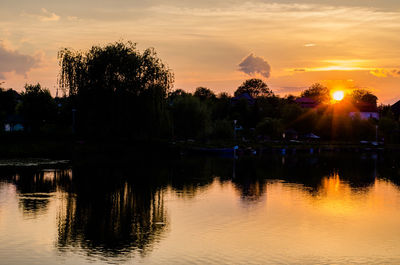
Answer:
[332,90,345,101]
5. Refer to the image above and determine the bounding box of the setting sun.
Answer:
[332,90,345,101]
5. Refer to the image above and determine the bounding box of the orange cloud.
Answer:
[370,69,400,78]
[21,8,60,22]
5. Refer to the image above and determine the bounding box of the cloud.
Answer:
[21,8,60,22]
[67,16,80,21]
[304,43,316,47]
[238,53,271,78]
[39,8,60,21]
[0,42,40,79]
[289,66,372,72]
[370,68,400,78]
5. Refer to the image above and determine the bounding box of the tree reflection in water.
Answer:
[57,166,168,257]
[8,169,70,218]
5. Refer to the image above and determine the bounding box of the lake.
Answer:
[1,153,400,264]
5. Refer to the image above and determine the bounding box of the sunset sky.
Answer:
[1,0,400,103]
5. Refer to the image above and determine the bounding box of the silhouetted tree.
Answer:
[168,89,190,100]
[18,83,56,132]
[58,41,173,138]
[194,87,216,101]
[211,119,233,139]
[211,92,231,121]
[379,104,394,119]
[256,117,283,139]
[234,78,273,98]
[0,84,20,125]
[281,103,303,126]
[300,83,330,103]
[171,95,211,139]
[231,97,252,129]
[0,86,18,113]
[351,89,377,105]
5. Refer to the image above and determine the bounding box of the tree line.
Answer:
[0,41,399,143]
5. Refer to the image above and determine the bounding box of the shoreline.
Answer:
[0,136,398,160]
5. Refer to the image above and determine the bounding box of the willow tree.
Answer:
[58,41,174,138]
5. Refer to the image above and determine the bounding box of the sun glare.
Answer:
[332,90,345,101]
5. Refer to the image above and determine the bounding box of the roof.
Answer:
[231,93,255,105]
[295,97,318,108]
[392,100,400,115]
[295,97,316,103]
[303,133,320,139]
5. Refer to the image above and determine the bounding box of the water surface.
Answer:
[1,154,400,264]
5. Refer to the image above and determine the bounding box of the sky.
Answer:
[0,0,400,103]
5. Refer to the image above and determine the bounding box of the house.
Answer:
[3,115,25,132]
[349,102,379,120]
[392,100,400,120]
[295,97,318,109]
[231,93,255,105]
